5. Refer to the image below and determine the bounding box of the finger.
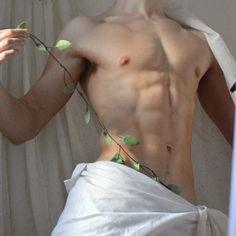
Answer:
[8,41,26,51]
[0,49,19,62]
[0,29,28,41]
[0,38,26,52]
[0,28,27,36]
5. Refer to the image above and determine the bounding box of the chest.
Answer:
[77,18,211,74]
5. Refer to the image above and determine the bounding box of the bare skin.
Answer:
[0,28,28,62]
[78,15,211,204]
[0,0,234,205]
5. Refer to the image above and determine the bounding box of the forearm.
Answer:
[198,96,234,148]
[212,110,234,148]
[0,83,35,144]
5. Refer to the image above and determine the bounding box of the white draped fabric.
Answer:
[52,161,228,236]
[0,0,233,236]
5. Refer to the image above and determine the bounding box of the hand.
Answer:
[0,28,29,63]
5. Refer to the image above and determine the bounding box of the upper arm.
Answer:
[197,53,235,146]
[18,17,93,139]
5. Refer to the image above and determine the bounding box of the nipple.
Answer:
[119,56,130,66]
[166,144,173,152]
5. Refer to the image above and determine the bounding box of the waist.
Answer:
[97,130,196,203]
[98,132,193,180]
[98,129,192,162]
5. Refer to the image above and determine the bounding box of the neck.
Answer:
[101,0,165,18]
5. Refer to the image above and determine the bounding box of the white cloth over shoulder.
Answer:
[164,0,236,106]
[51,161,228,236]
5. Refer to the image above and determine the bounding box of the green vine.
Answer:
[17,21,182,195]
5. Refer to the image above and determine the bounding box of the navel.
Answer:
[166,144,173,152]
[119,56,130,66]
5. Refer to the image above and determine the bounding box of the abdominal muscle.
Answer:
[82,68,198,204]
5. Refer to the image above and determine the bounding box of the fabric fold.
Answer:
[52,161,228,236]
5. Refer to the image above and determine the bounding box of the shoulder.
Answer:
[54,16,102,55]
[60,16,101,37]
[188,28,215,70]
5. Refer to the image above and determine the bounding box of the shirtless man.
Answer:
[0,0,234,206]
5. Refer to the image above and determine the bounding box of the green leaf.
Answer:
[103,131,113,145]
[152,176,160,182]
[123,135,140,147]
[55,40,71,51]
[132,162,140,171]
[167,184,182,195]
[111,153,125,164]
[17,21,28,29]
[84,109,91,124]
[35,42,47,52]
[64,83,76,94]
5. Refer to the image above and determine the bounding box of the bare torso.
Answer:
[74,13,213,204]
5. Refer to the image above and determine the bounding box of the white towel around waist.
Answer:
[52,161,228,236]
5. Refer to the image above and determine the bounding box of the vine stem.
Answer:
[28,32,168,188]
[29,33,88,104]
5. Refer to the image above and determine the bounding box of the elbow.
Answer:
[9,135,35,145]
[9,139,26,145]
[9,135,36,145]
[8,125,38,145]
[7,98,41,145]
[10,134,33,145]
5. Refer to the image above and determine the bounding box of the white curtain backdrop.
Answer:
[0,0,233,235]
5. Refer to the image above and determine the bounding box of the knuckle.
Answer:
[2,51,8,57]
[6,29,13,35]
[3,38,11,46]
[2,50,15,57]
[1,52,8,59]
